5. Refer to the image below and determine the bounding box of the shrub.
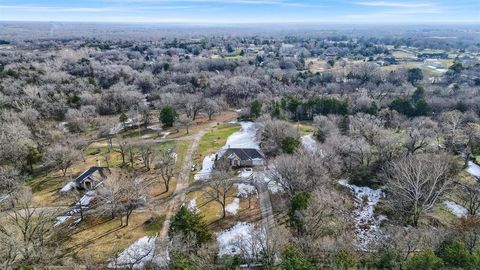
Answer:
[281,246,316,270]
[405,250,443,270]
[281,136,300,154]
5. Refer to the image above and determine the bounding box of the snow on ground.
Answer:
[59,121,68,133]
[444,200,468,217]
[238,169,253,178]
[161,131,170,139]
[195,121,259,180]
[109,118,133,135]
[188,198,199,213]
[54,216,70,227]
[147,123,163,131]
[194,154,216,180]
[301,134,317,151]
[54,190,97,227]
[237,184,256,197]
[254,170,283,194]
[467,161,480,179]
[301,135,325,156]
[78,190,95,206]
[338,179,386,251]
[226,198,240,215]
[60,181,76,192]
[108,236,156,269]
[216,222,264,257]
[223,122,259,150]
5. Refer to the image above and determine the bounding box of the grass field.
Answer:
[65,212,160,263]
[186,186,261,231]
[196,123,240,163]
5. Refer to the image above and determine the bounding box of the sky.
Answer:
[0,0,479,24]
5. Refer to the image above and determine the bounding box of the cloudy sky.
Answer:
[0,0,479,24]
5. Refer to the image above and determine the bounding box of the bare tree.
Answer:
[384,153,459,226]
[43,143,82,176]
[313,115,339,143]
[204,98,221,120]
[0,190,59,268]
[0,166,22,194]
[154,148,177,193]
[176,115,193,134]
[459,183,480,216]
[455,216,480,254]
[115,138,130,165]
[204,171,236,219]
[404,117,438,155]
[258,117,299,157]
[270,151,330,197]
[301,189,349,240]
[184,94,204,120]
[441,110,467,153]
[138,143,155,170]
[383,225,444,261]
[100,173,145,226]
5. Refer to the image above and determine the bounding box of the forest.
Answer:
[1,23,480,269]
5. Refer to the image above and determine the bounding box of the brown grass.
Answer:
[66,212,156,263]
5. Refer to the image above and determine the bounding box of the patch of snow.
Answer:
[226,198,240,215]
[195,121,259,181]
[194,154,216,180]
[444,200,468,217]
[223,122,259,150]
[188,199,199,213]
[54,216,70,227]
[238,168,253,178]
[301,134,317,150]
[108,236,156,269]
[301,135,325,157]
[78,190,95,206]
[338,179,386,251]
[255,170,283,194]
[467,161,480,179]
[147,124,163,131]
[59,121,68,132]
[60,181,76,192]
[161,131,170,139]
[109,123,123,135]
[216,222,264,257]
[110,118,133,135]
[237,184,256,197]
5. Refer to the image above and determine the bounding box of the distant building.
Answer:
[216,148,265,168]
[418,53,449,59]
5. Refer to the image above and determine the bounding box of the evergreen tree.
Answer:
[250,100,262,119]
[119,112,128,127]
[281,136,300,154]
[169,206,212,246]
[160,106,178,128]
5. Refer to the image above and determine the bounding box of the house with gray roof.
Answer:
[216,148,265,168]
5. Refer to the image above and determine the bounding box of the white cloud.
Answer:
[0,4,196,13]
[355,1,434,8]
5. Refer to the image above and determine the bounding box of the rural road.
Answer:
[152,122,274,267]
[153,124,213,266]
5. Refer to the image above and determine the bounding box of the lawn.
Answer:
[186,185,261,231]
[196,123,240,163]
[65,212,159,264]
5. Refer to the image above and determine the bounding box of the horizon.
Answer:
[0,0,479,24]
